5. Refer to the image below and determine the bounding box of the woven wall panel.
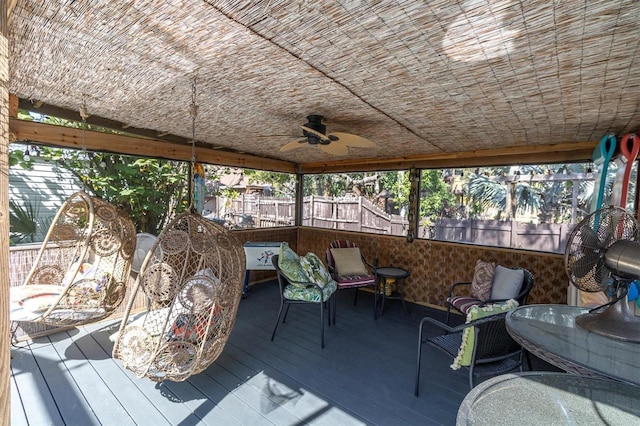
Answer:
[298,227,567,308]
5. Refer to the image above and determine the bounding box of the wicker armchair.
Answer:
[415,310,524,396]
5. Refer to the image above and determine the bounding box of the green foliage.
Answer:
[466,163,600,222]
[9,197,40,244]
[9,149,34,169]
[244,169,297,197]
[419,170,456,218]
[38,147,189,234]
[17,109,192,233]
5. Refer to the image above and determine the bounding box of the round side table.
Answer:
[374,266,410,317]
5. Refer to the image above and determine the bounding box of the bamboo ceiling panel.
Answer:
[8,1,640,165]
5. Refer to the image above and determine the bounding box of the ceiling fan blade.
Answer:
[330,132,376,148]
[320,141,349,156]
[280,140,306,152]
[301,125,331,141]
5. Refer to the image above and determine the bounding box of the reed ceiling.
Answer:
[7,1,640,170]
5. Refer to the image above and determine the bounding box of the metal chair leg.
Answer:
[320,299,325,349]
[415,320,425,396]
[271,301,286,341]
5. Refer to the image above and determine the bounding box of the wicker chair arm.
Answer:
[420,312,508,337]
[448,281,472,298]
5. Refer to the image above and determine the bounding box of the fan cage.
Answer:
[565,206,640,293]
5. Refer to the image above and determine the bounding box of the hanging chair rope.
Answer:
[188,76,198,212]
[79,98,90,192]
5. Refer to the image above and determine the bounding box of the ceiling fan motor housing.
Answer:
[303,115,330,144]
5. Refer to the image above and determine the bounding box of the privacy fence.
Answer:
[228,195,569,253]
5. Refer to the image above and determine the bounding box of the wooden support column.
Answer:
[1,3,11,424]
[295,172,303,226]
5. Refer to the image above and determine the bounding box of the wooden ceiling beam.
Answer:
[10,117,598,175]
[300,141,598,174]
[9,118,297,173]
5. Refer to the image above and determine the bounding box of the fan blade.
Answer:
[571,252,602,279]
[301,125,331,141]
[330,132,376,148]
[280,140,306,152]
[320,141,349,156]
[579,225,604,251]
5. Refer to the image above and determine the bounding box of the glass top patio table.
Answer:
[506,304,640,386]
[457,372,640,425]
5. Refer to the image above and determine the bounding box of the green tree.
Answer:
[38,147,189,234]
[465,164,603,223]
[243,169,297,197]
[16,110,191,234]
[419,169,456,219]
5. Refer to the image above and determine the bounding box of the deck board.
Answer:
[11,279,553,425]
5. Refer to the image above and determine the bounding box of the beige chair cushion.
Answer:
[330,247,368,276]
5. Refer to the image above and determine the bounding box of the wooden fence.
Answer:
[223,195,572,252]
[301,195,406,234]
[230,194,407,234]
[429,218,571,253]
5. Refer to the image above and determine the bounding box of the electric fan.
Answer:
[131,232,158,273]
[565,205,640,342]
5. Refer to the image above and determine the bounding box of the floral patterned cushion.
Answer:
[283,280,337,302]
[278,242,309,283]
[471,260,495,302]
[300,252,335,289]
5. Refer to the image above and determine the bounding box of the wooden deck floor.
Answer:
[10,280,552,426]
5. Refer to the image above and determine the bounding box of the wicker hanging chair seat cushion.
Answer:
[10,285,66,322]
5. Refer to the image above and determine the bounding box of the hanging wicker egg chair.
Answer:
[10,191,137,327]
[112,212,245,382]
[112,76,245,382]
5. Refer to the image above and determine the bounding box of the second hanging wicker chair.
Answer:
[112,211,245,382]
[10,191,137,327]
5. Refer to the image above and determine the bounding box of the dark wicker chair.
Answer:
[415,312,525,396]
[445,268,534,325]
[271,254,336,348]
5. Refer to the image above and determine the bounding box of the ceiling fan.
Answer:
[280,115,376,156]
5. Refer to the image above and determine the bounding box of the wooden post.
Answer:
[1,3,11,423]
[357,196,362,232]
[295,173,303,226]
